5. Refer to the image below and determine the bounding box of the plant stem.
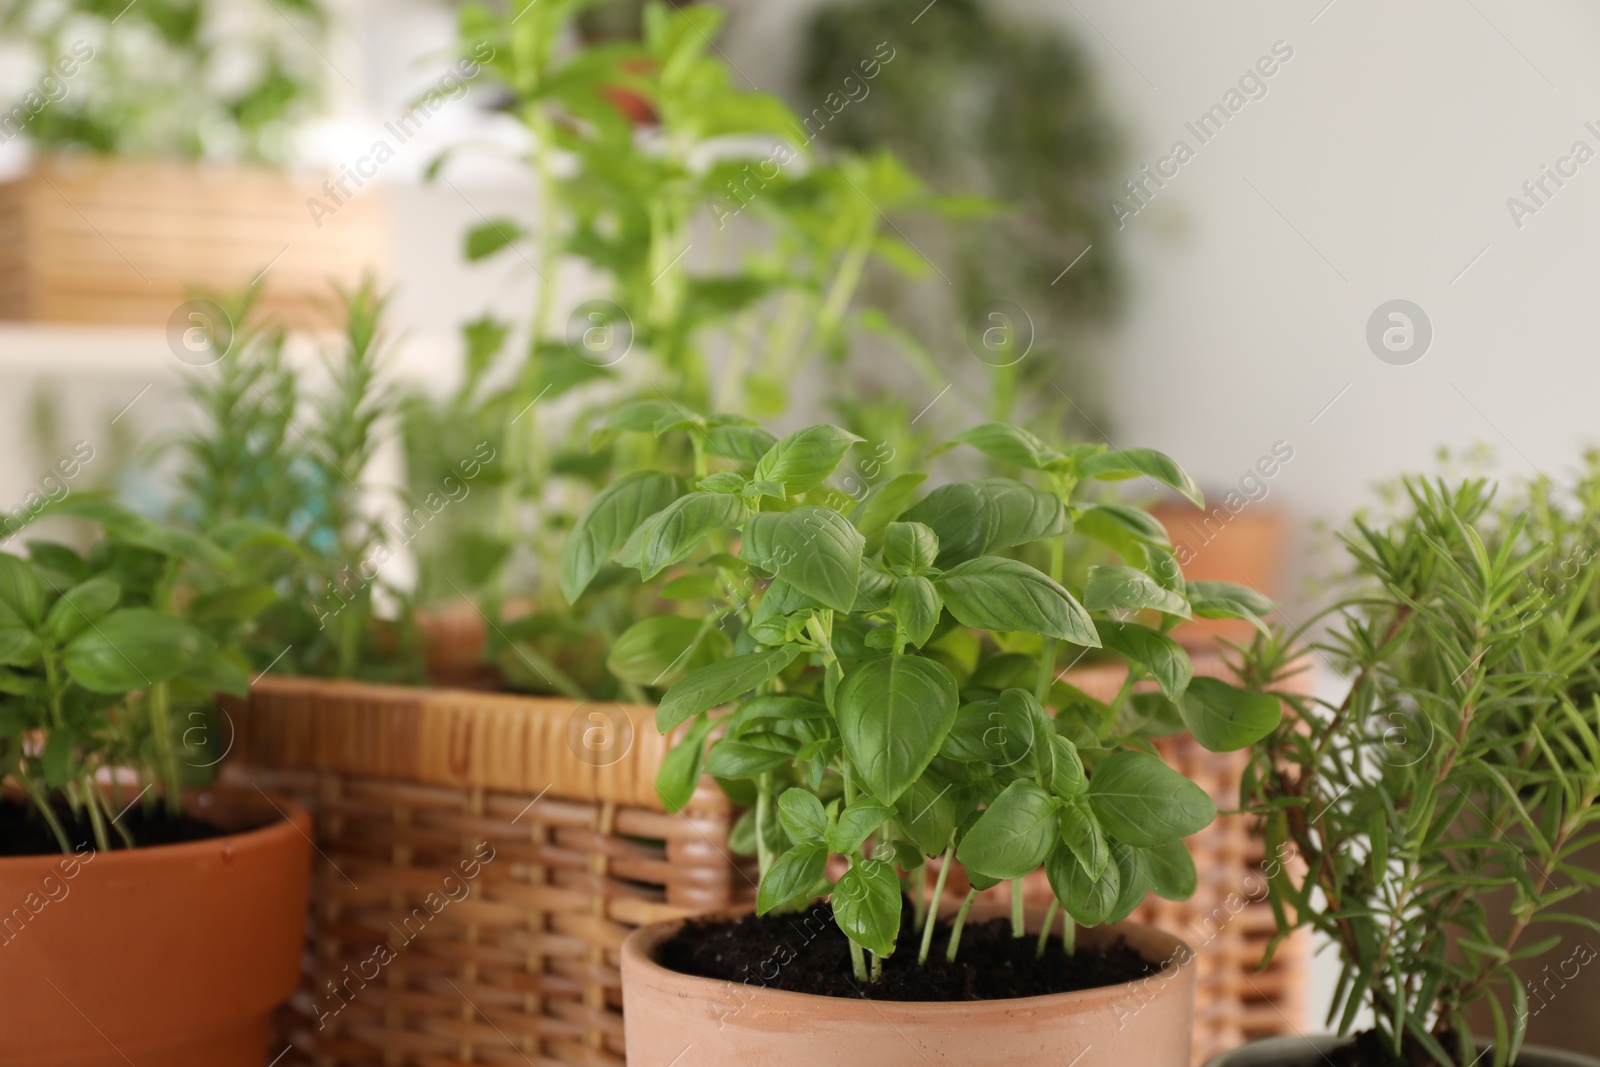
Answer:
[1010,878,1025,938]
[946,887,979,963]
[1035,539,1067,701]
[755,772,774,880]
[869,952,883,983]
[1035,898,1060,958]
[148,682,182,814]
[80,774,111,852]
[918,843,955,964]
[1061,908,1077,955]
[849,938,868,983]
[19,773,70,853]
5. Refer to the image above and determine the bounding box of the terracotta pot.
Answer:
[0,787,312,1066]
[1149,502,1288,646]
[1202,1035,1600,1067]
[621,916,1197,1066]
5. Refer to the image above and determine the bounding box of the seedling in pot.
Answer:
[565,416,1283,980]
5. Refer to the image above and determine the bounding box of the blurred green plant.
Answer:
[801,0,1123,431]
[0,0,328,162]
[0,499,273,852]
[1240,478,1600,1066]
[400,0,983,696]
[173,277,420,682]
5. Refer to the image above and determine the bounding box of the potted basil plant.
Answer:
[1228,478,1600,1067]
[0,499,311,1067]
[559,417,1284,1065]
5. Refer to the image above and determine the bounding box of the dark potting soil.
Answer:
[656,903,1160,1002]
[0,799,231,857]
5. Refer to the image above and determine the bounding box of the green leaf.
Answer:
[655,715,716,812]
[1138,839,1197,901]
[778,789,828,847]
[882,522,940,576]
[188,583,277,624]
[62,609,211,694]
[43,577,120,644]
[946,423,1059,469]
[829,800,894,854]
[1083,565,1190,618]
[1047,837,1121,926]
[895,771,958,855]
[832,859,901,956]
[705,423,777,464]
[758,845,827,914]
[1075,504,1171,548]
[0,628,41,668]
[656,647,802,732]
[851,473,929,547]
[561,472,686,601]
[937,557,1099,644]
[0,553,45,625]
[179,648,251,697]
[608,617,723,687]
[660,573,718,600]
[705,733,800,778]
[42,729,75,789]
[1078,448,1204,507]
[905,479,1069,565]
[1104,844,1151,924]
[465,218,527,260]
[753,424,863,495]
[742,507,864,613]
[1096,621,1192,700]
[891,577,940,648]
[957,780,1059,880]
[1179,677,1283,752]
[836,654,959,804]
[1058,803,1109,879]
[1050,735,1087,798]
[639,492,748,580]
[1186,580,1274,634]
[1086,750,1216,848]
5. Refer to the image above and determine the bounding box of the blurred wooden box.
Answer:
[0,156,385,329]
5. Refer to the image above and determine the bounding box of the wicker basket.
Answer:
[223,652,1307,1067]
[0,156,385,329]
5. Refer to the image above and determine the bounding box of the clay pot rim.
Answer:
[0,785,311,868]
[622,911,1194,1017]
[1203,1034,1600,1067]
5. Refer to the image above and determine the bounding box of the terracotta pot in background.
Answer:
[622,915,1197,1067]
[1202,1035,1600,1067]
[0,788,312,1066]
[1150,501,1288,647]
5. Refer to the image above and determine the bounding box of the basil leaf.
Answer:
[895,770,958,855]
[832,859,900,956]
[62,609,211,693]
[1058,802,1109,879]
[742,507,865,613]
[654,714,717,813]
[945,422,1059,469]
[956,779,1059,880]
[905,478,1069,565]
[0,553,45,626]
[560,471,686,600]
[829,800,894,854]
[608,616,724,687]
[1050,735,1087,799]
[1096,620,1192,700]
[639,492,748,580]
[882,521,940,576]
[753,424,863,494]
[757,845,827,914]
[1078,448,1204,508]
[836,654,958,804]
[1086,750,1216,848]
[1047,837,1121,926]
[1139,839,1198,901]
[851,472,929,549]
[1105,843,1152,924]
[891,576,940,648]
[0,629,41,668]
[1187,580,1274,634]
[704,733,800,778]
[706,423,777,464]
[937,557,1099,644]
[1083,565,1190,618]
[1180,676,1282,752]
[656,647,802,732]
[777,789,829,847]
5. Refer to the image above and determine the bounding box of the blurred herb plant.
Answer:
[0,500,271,853]
[402,0,980,695]
[565,414,1282,978]
[1,0,328,162]
[174,277,418,681]
[1241,478,1600,1066]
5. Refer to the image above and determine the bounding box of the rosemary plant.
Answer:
[1241,478,1600,1066]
